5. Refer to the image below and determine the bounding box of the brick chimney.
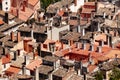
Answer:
[22,4,26,12]
[74,0,77,6]
[17,32,21,42]
[16,9,19,18]
[11,31,15,41]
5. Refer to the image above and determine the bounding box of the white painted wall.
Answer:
[69,0,84,12]
[47,25,70,41]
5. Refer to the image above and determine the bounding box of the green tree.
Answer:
[40,0,61,11]
[109,67,120,80]
[95,71,104,80]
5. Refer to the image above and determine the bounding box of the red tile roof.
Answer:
[81,8,95,14]
[26,59,42,71]
[2,54,11,64]
[105,49,120,59]
[58,10,64,16]
[5,67,20,74]
[84,2,95,6]
[0,19,4,25]
[88,65,97,73]
[10,7,34,21]
[28,0,39,6]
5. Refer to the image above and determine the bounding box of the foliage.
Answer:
[109,67,120,80]
[40,0,61,11]
[94,71,104,80]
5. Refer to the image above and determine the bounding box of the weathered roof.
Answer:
[101,59,120,71]
[17,74,32,79]
[43,56,59,62]
[61,32,81,41]
[46,0,73,13]
[0,19,24,33]
[18,25,47,34]
[38,65,53,75]
[11,57,25,68]
[53,68,67,77]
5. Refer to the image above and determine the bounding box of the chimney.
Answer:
[11,31,15,41]
[17,49,20,56]
[82,28,85,36]
[76,42,80,49]
[107,34,112,47]
[99,39,104,47]
[103,12,106,18]
[37,43,41,56]
[2,47,6,55]
[95,0,98,12]
[77,25,81,33]
[89,43,94,51]
[13,51,17,60]
[16,9,19,18]
[113,3,115,13]
[69,40,73,46]
[2,42,4,47]
[17,32,21,42]
[31,30,34,39]
[97,46,102,53]
[83,72,87,80]
[22,64,25,75]
[35,67,39,80]
[74,0,77,6]
[97,22,101,31]
[4,12,8,24]
[82,41,86,50]
[22,4,26,12]
[24,55,27,65]
[88,53,92,64]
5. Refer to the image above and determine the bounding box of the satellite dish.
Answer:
[2,0,11,12]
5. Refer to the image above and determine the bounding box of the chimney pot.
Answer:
[22,4,26,12]
[11,31,15,41]
[17,32,21,42]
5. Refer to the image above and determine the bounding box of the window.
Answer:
[5,2,8,5]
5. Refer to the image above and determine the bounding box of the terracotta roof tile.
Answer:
[88,65,97,73]
[5,67,20,74]
[81,8,95,13]
[2,54,11,64]
[0,19,4,25]
[26,59,42,71]
[84,2,95,6]
[58,10,64,16]
[28,0,39,6]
